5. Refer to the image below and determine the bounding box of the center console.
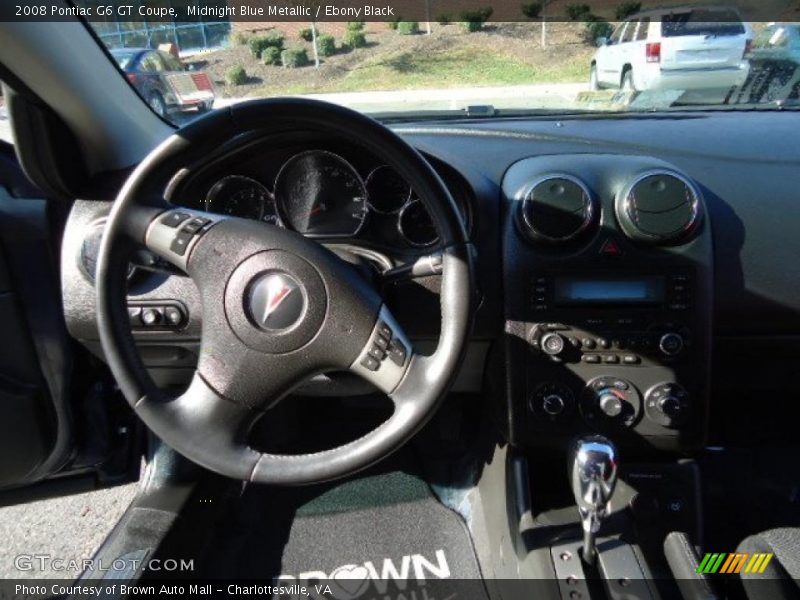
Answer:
[501,155,713,452]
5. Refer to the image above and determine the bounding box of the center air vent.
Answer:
[616,171,703,244]
[518,175,596,244]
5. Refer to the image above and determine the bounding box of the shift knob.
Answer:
[569,435,619,564]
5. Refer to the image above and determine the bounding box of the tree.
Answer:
[540,0,558,48]
[291,0,321,67]
[424,0,432,34]
[309,22,320,68]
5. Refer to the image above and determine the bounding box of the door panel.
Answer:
[0,155,73,490]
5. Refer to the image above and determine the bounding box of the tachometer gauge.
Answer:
[205,175,277,223]
[274,151,367,237]
[365,165,411,214]
[398,200,439,247]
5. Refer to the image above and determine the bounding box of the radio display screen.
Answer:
[554,276,665,305]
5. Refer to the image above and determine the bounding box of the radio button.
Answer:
[597,337,611,349]
[582,338,596,349]
[541,333,566,356]
[659,332,685,356]
[582,354,601,364]
[603,354,619,364]
[622,354,640,365]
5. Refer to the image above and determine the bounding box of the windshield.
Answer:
[76,0,799,122]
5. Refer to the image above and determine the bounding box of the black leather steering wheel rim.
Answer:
[96,98,474,485]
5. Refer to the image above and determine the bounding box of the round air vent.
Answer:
[617,171,702,244]
[518,175,596,244]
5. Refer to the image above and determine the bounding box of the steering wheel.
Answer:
[96,99,474,485]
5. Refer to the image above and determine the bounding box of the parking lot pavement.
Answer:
[0,482,139,579]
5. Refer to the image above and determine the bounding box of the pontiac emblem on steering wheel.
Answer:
[247,272,305,331]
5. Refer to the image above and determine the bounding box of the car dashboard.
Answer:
[60,110,800,455]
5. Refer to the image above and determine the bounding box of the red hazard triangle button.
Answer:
[600,238,623,257]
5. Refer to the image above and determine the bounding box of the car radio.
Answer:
[528,271,693,366]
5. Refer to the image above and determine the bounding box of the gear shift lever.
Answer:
[569,435,619,565]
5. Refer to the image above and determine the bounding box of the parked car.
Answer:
[110,48,214,118]
[734,23,800,104]
[590,6,752,97]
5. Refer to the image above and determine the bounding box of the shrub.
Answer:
[298,28,314,42]
[521,2,542,18]
[584,19,614,43]
[459,7,493,32]
[261,46,282,65]
[226,65,247,86]
[248,33,285,58]
[615,1,641,19]
[396,20,420,35]
[231,31,249,46]
[281,47,309,68]
[346,20,365,32]
[566,3,591,20]
[343,29,367,48]
[388,16,402,29]
[317,34,336,56]
[436,13,451,24]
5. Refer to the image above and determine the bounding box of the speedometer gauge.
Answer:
[274,151,367,237]
[206,176,278,224]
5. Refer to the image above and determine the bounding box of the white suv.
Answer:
[590,6,752,96]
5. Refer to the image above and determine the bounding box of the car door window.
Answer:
[636,18,650,41]
[622,20,638,43]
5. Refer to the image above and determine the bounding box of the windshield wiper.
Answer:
[374,106,599,122]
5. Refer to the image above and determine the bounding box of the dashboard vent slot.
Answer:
[617,171,702,244]
[518,175,596,244]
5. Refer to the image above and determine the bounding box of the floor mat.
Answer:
[0,482,139,579]
[198,460,485,595]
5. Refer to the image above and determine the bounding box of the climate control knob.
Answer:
[599,392,623,418]
[659,332,684,357]
[645,383,689,428]
[530,382,575,422]
[580,377,641,428]
[659,396,683,419]
[542,394,566,416]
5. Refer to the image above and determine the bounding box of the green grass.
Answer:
[251,45,586,96]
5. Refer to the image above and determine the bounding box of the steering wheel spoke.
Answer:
[138,374,262,481]
[143,206,224,273]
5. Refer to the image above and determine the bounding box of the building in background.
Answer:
[77,0,232,55]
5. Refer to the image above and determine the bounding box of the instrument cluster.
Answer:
[199,149,459,250]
